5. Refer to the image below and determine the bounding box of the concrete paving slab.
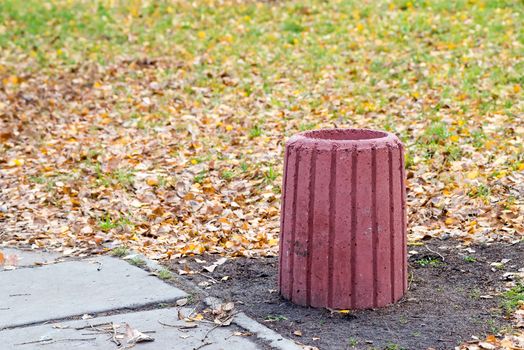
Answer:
[0,248,61,270]
[0,308,261,350]
[205,297,302,350]
[0,256,186,329]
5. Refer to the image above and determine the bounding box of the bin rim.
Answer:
[286,128,401,148]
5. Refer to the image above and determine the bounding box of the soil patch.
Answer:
[167,240,523,350]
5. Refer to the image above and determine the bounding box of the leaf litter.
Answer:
[0,0,523,348]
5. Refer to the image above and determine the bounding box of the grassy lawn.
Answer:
[0,1,522,256]
[0,0,523,347]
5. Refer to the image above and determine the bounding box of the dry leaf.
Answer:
[124,323,155,345]
[176,298,188,306]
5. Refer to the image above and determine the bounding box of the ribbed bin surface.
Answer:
[279,129,407,309]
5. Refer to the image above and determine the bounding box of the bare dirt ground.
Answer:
[168,240,523,350]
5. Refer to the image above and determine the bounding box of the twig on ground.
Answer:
[40,338,97,346]
[409,270,414,291]
[74,322,113,330]
[425,245,445,262]
[158,320,198,329]
[197,272,219,284]
[14,338,53,346]
[194,341,212,350]
[15,338,96,346]
[202,324,221,342]
[111,322,121,346]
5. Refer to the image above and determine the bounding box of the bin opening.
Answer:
[303,129,388,141]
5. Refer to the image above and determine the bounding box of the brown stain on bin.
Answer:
[279,129,407,309]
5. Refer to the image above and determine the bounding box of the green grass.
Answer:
[265,314,288,322]
[29,175,47,184]
[264,166,278,183]
[469,184,491,199]
[240,162,249,173]
[501,283,524,315]
[156,268,172,280]
[128,256,146,267]
[299,122,316,131]
[194,171,207,184]
[384,343,406,350]
[2,1,522,154]
[111,246,129,257]
[221,170,234,181]
[469,288,481,300]
[97,214,133,232]
[249,125,263,138]
[416,257,443,267]
[113,169,135,187]
[348,337,359,347]
[463,256,477,263]
[1,1,521,96]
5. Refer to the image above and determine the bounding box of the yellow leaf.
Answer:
[495,170,507,179]
[3,75,19,86]
[467,170,479,179]
[445,218,455,225]
[218,217,230,224]
[514,84,521,93]
[146,178,159,186]
[268,238,279,246]
[7,158,24,167]
[225,125,233,132]
[484,140,495,149]
[449,135,459,142]
[197,31,206,39]
[518,163,524,171]
[191,313,204,321]
[338,309,351,314]
[485,334,497,343]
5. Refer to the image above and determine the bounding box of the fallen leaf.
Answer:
[176,298,188,306]
[124,323,155,345]
[478,342,496,350]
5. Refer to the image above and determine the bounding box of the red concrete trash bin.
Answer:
[279,128,407,309]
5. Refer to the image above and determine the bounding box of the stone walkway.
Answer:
[0,249,301,350]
